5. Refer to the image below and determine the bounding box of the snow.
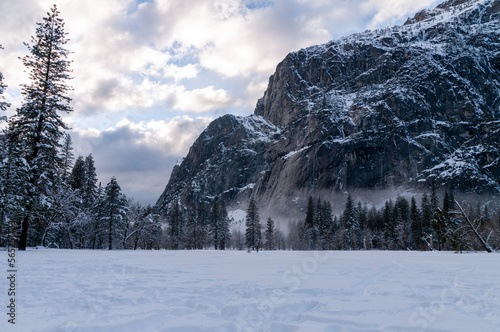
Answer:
[3,249,500,332]
[175,158,185,167]
[283,146,309,160]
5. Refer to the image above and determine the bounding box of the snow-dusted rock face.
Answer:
[157,0,500,215]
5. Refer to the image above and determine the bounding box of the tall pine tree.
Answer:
[245,197,262,251]
[264,217,276,250]
[6,6,72,250]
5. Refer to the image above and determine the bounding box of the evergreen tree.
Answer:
[97,177,128,250]
[432,208,448,251]
[167,201,184,250]
[193,202,209,249]
[264,217,276,250]
[245,197,262,251]
[183,209,198,250]
[209,197,220,249]
[213,198,231,250]
[59,134,74,182]
[410,197,424,250]
[342,194,360,249]
[82,154,98,209]
[303,196,317,249]
[68,156,85,190]
[394,196,411,249]
[0,132,27,247]
[383,200,396,249]
[7,5,73,250]
[317,200,334,250]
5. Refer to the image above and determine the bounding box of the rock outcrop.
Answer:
[157,0,500,215]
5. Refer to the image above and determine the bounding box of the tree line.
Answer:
[284,191,498,252]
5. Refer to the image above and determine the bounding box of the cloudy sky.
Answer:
[0,0,441,205]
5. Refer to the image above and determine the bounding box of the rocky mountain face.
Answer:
[157,0,500,215]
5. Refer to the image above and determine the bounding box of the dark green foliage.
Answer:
[264,217,276,250]
[167,201,184,250]
[69,156,85,190]
[184,202,209,250]
[303,197,318,249]
[394,196,411,250]
[341,193,360,249]
[245,197,262,251]
[211,198,231,250]
[96,177,128,250]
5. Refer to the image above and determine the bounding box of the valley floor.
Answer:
[1,249,499,331]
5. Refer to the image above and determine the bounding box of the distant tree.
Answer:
[191,202,209,249]
[245,197,262,251]
[342,194,360,249]
[167,201,184,250]
[214,198,231,250]
[230,228,245,250]
[59,134,74,182]
[264,217,276,250]
[207,197,230,250]
[410,197,424,250]
[432,208,448,251]
[275,228,286,250]
[286,220,304,250]
[383,200,396,249]
[96,177,128,250]
[317,200,334,250]
[303,196,317,249]
[68,156,85,190]
[82,154,98,209]
[394,196,411,249]
[6,5,73,250]
[127,203,162,250]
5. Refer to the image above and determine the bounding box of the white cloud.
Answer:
[71,116,212,204]
[172,86,234,113]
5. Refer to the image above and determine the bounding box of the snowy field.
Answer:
[2,250,500,332]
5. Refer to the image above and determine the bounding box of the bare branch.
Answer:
[455,200,493,253]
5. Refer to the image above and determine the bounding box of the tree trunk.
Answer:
[108,216,113,250]
[19,215,29,250]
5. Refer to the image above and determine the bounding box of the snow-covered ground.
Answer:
[2,249,499,331]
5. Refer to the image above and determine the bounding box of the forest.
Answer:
[0,6,498,252]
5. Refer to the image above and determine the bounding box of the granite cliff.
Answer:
[157,0,500,215]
